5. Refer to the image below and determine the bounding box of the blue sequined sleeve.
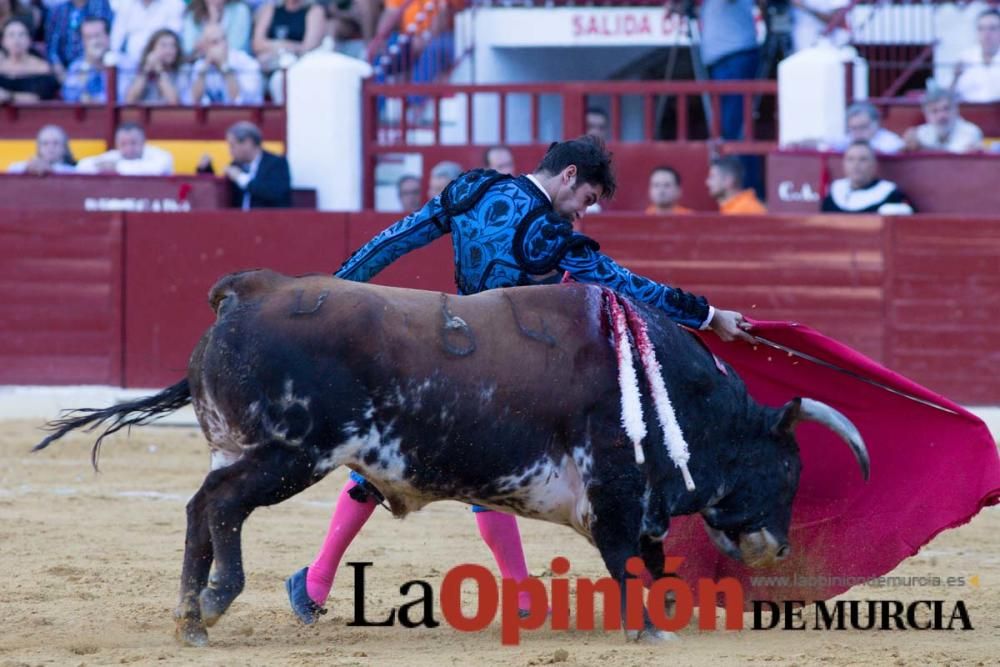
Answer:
[336,197,450,282]
[559,242,711,329]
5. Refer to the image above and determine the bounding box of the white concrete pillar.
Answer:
[778,42,868,147]
[286,52,373,211]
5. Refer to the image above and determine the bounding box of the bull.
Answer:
[35,269,869,645]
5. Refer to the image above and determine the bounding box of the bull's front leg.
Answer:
[587,451,676,644]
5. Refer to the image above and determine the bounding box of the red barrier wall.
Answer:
[2,211,998,404]
[0,211,123,384]
[884,216,1000,402]
[580,214,885,360]
[123,212,453,386]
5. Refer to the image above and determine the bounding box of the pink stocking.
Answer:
[305,479,377,605]
[475,511,534,611]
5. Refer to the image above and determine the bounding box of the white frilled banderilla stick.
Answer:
[603,288,697,492]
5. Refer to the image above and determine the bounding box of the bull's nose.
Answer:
[776,544,791,561]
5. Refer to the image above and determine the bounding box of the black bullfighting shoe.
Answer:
[285,566,327,625]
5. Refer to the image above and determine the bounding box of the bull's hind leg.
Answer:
[175,484,217,646]
[176,443,321,646]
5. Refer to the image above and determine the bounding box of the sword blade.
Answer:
[748,334,959,416]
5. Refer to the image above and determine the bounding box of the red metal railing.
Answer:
[363,79,778,207]
[366,79,778,145]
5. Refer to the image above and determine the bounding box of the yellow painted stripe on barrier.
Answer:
[0,140,284,175]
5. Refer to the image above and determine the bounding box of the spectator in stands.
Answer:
[110,0,186,65]
[76,121,175,175]
[698,0,758,142]
[705,156,766,214]
[123,29,189,104]
[821,141,913,214]
[7,124,76,174]
[953,9,1000,103]
[833,101,905,154]
[225,120,292,208]
[397,173,420,212]
[903,87,984,153]
[585,108,608,140]
[320,0,375,58]
[203,120,292,208]
[62,16,116,102]
[44,0,113,77]
[0,17,59,103]
[369,0,462,83]
[484,145,515,174]
[253,0,325,102]
[791,0,849,53]
[427,160,461,199]
[190,23,262,104]
[646,166,691,215]
[181,0,253,59]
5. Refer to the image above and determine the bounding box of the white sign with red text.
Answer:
[474,8,692,48]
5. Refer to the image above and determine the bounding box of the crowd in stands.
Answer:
[1,2,996,215]
[7,117,291,208]
[0,0,391,105]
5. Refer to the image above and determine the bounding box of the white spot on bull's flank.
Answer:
[487,454,592,539]
[260,378,313,447]
[314,421,382,475]
[195,385,249,455]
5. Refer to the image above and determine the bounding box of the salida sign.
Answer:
[570,10,688,40]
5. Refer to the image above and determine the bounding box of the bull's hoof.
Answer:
[175,617,209,647]
[625,627,679,644]
[199,587,231,628]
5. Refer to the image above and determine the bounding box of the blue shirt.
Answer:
[61,58,106,102]
[45,0,115,68]
[699,0,758,67]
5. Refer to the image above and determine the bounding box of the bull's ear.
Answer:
[772,397,803,436]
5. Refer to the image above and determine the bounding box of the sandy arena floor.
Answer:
[1,420,997,666]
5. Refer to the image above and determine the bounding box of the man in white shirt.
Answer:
[903,88,984,153]
[109,0,185,65]
[829,101,905,154]
[189,24,262,105]
[954,9,1000,103]
[76,122,174,175]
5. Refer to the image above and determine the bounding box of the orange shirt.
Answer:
[719,189,767,215]
[645,204,692,215]
[387,0,464,34]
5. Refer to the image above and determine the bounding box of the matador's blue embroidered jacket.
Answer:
[338,169,711,328]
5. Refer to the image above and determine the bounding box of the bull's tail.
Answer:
[33,378,192,470]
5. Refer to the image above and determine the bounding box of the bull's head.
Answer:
[701,398,869,568]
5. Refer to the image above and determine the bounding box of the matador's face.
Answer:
[551,166,602,222]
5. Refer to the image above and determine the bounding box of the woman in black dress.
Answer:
[0,17,58,103]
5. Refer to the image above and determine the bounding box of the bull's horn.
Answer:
[701,518,742,561]
[799,398,870,481]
